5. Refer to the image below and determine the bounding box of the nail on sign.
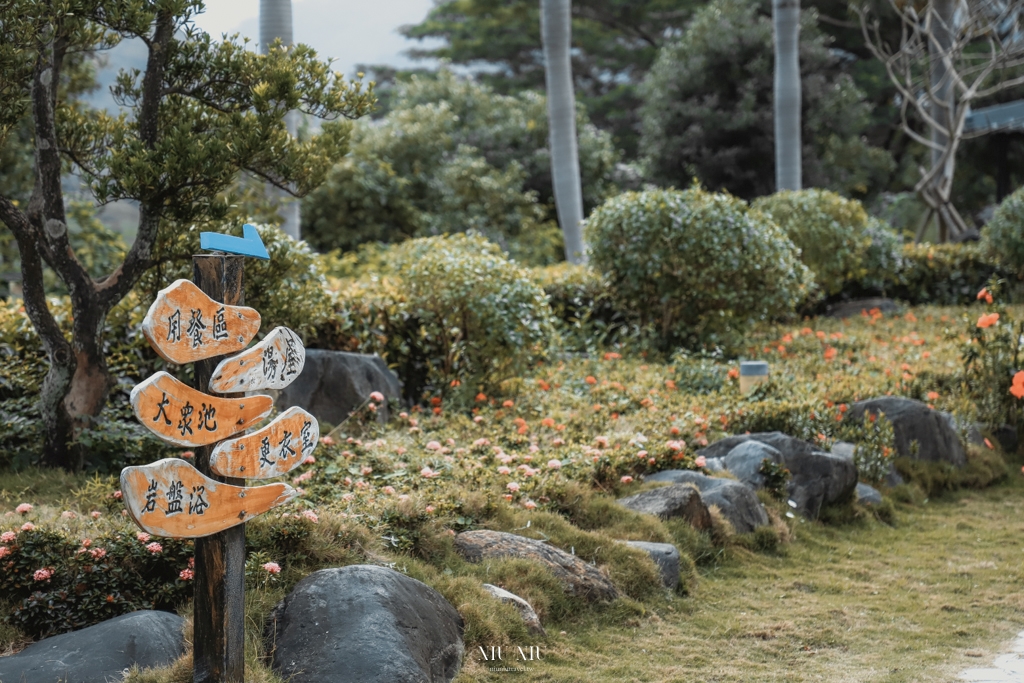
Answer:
[210,407,319,479]
[131,371,273,447]
[121,458,296,538]
[142,279,261,365]
[210,327,305,393]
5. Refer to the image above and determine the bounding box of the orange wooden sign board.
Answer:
[210,407,319,479]
[121,458,296,538]
[210,326,305,393]
[131,371,273,447]
[142,279,261,365]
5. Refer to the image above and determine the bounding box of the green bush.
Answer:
[586,188,811,348]
[320,233,555,401]
[890,242,1009,306]
[753,189,877,298]
[983,185,1024,277]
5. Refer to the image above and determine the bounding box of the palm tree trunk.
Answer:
[773,0,802,191]
[540,0,586,264]
[260,0,301,241]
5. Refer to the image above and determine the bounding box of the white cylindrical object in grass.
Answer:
[740,361,770,394]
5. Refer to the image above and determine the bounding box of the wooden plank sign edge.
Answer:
[121,458,297,539]
[130,371,274,447]
[141,278,262,365]
[209,406,319,479]
[209,326,306,394]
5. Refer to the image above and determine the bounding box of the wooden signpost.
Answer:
[120,227,317,683]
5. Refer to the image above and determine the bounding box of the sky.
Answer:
[191,0,441,77]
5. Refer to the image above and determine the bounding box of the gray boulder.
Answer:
[645,471,769,533]
[698,433,857,518]
[454,530,618,602]
[267,565,464,683]
[847,397,967,467]
[856,483,883,505]
[481,584,545,635]
[274,350,402,425]
[0,610,183,683]
[624,541,680,590]
[616,485,712,530]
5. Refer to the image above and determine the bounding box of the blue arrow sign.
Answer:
[200,224,271,260]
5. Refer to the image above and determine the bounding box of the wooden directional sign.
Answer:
[210,407,319,479]
[121,458,296,538]
[210,326,305,393]
[142,279,261,365]
[131,371,273,447]
[200,224,271,260]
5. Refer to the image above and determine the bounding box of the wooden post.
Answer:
[192,255,246,683]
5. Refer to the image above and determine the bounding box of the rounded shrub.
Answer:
[586,188,811,347]
[983,185,1024,277]
[752,189,874,297]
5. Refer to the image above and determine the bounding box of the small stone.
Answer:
[617,484,711,530]
[856,482,883,505]
[624,541,680,590]
[482,584,545,634]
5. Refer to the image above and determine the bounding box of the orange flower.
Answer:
[801,327,813,336]
[927,391,939,400]
[977,287,993,304]
[1010,371,1024,399]
[664,379,677,390]
[475,393,487,402]
[816,331,826,340]
[977,312,1000,329]
[823,347,837,361]
[603,352,621,361]
[585,375,597,385]
[541,417,555,428]
[536,379,550,391]
[727,368,739,379]
[430,397,442,407]
[502,400,515,408]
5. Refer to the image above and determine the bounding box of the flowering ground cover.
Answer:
[1,303,1021,681]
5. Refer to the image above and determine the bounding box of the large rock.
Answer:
[624,541,680,590]
[698,433,857,517]
[847,398,967,467]
[267,565,464,683]
[454,530,619,602]
[274,350,402,425]
[0,610,183,683]
[482,584,545,635]
[645,471,770,533]
[616,485,712,530]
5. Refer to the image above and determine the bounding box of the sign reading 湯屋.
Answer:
[121,458,296,538]
[131,371,273,447]
[142,279,261,365]
[210,406,319,479]
[210,326,305,393]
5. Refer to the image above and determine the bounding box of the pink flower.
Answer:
[426,441,442,451]
[61,510,77,520]
[112,491,123,500]
[360,466,373,475]
[90,511,101,519]
[303,455,316,465]
[81,538,91,548]
[181,451,194,460]
[666,440,685,452]
[1,531,15,543]
[33,568,53,581]
[420,467,439,478]
[89,548,106,559]
[15,503,32,515]
[506,482,520,492]
[497,466,511,475]
[425,505,436,513]
[179,568,194,580]
[293,470,314,484]
[552,438,565,447]
[620,475,634,484]
[369,391,385,403]
[0,546,9,559]
[473,438,491,448]
[523,500,537,510]
[595,436,609,448]
[473,415,484,424]
[320,435,335,446]
[695,455,707,468]
[262,561,282,574]
[301,510,319,524]
[382,486,396,495]
[547,459,562,469]
[145,542,163,554]
[637,450,648,459]
[137,532,150,543]
[20,523,35,532]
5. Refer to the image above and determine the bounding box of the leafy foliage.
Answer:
[983,184,1024,279]
[586,188,812,348]
[836,411,897,484]
[638,0,893,200]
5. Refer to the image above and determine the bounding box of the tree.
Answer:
[402,0,702,156]
[260,0,301,240]
[774,0,803,190]
[640,0,894,200]
[0,0,373,469]
[858,0,1024,241]
[541,0,586,263]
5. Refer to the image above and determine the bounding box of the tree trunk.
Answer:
[260,0,301,241]
[540,0,586,264]
[773,0,802,192]
[928,0,956,241]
